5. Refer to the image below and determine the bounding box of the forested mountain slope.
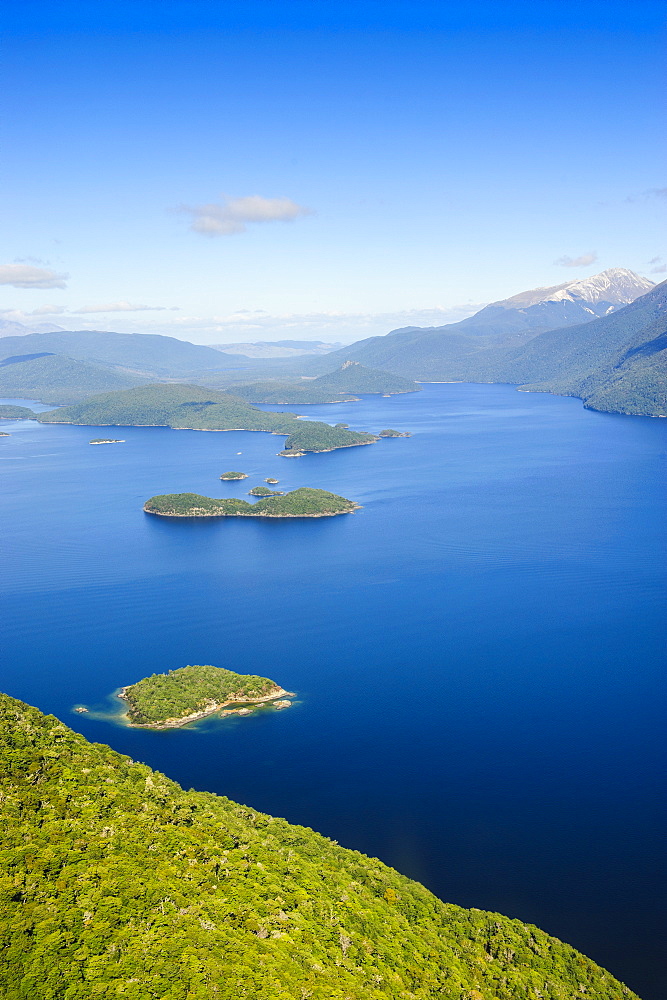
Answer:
[0,353,147,403]
[0,693,639,1000]
[0,330,233,378]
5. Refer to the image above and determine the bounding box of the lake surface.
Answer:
[1,383,665,999]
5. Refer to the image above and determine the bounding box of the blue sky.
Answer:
[1,1,665,343]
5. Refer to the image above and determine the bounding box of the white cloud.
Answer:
[160,303,486,344]
[30,304,67,316]
[554,252,598,268]
[651,264,667,274]
[73,301,178,314]
[0,264,69,288]
[181,195,313,236]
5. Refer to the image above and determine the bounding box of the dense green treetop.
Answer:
[36,384,377,454]
[0,405,37,419]
[144,488,359,518]
[0,692,639,999]
[122,664,281,726]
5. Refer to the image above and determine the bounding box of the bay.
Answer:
[1,383,665,998]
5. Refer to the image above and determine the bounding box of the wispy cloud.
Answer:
[30,304,67,315]
[554,252,598,268]
[180,195,313,236]
[651,264,667,274]
[72,302,179,314]
[646,188,667,199]
[0,264,69,288]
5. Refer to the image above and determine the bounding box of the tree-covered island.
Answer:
[144,486,360,518]
[36,383,379,456]
[119,664,292,728]
[379,428,412,437]
[220,471,248,480]
[248,485,284,496]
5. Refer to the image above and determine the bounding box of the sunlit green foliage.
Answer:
[144,488,358,518]
[0,693,639,999]
[37,383,377,453]
[122,664,279,725]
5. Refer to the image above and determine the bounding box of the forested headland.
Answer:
[0,692,639,999]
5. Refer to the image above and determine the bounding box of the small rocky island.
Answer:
[379,428,411,438]
[0,432,9,437]
[220,471,248,480]
[264,477,280,484]
[119,664,293,728]
[144,486,360,518]
[89,438,125,445]
[248,485,284,496]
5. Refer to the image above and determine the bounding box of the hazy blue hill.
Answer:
[317,269,655,383]
[0,353,148,403]
[0,330,233,378]
[0,692,639,1000]
[36,383,378,454]
[230,361,421,404]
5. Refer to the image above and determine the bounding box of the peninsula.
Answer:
[144,486,360,518]
[119,664,292,728]
[36,383,379,456]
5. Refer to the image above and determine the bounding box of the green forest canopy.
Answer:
[36,384,378,455]
[143,487,358,518]
[0,692,639,1000]
[122,664,280,725]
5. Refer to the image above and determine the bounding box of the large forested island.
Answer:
[228,360,422,405]
[144,486,359,518]
[120,664,288,727]
[0,691,638,999]
[35,383,379,456]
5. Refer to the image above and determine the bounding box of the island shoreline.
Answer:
[117,685,296,729]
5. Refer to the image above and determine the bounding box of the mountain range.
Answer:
[0,268,663,416]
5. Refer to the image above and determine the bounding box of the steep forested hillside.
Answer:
[0,693,639,1000]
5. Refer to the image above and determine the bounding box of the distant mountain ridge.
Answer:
[319,269,654,377]
[0,353,148,403]
[311,269,666,415]
[0,330,231,378]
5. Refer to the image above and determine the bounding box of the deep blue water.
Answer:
[1,384,665,999]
